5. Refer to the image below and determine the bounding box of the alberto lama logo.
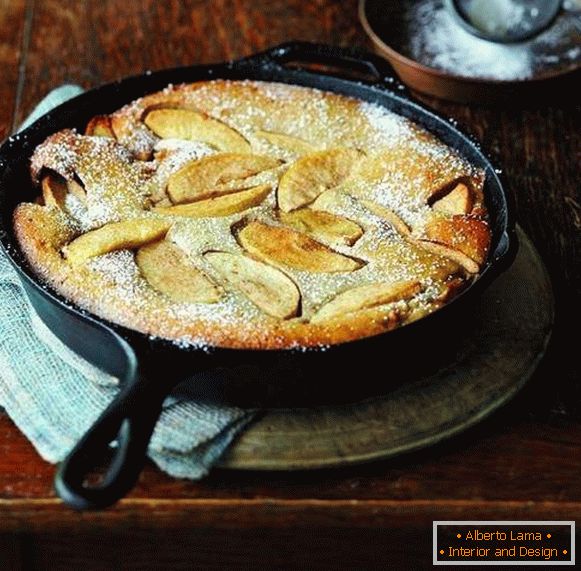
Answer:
[433,521,575,566]
[461,528,555,559]
[467,529,541,541]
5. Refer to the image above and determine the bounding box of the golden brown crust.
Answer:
[424,215,491,267]
[14,80,491,349]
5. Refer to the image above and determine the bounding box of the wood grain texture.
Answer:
[0,0,580,568]
[0,0,27,138]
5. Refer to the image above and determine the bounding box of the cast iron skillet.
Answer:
[0,42,517,510]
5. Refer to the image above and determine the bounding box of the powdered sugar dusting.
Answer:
[23,80,486,348]
[359,101,412,146]
[404,0,581,80]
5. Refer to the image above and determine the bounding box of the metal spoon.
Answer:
[447,0,562,43]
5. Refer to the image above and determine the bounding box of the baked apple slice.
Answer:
[253,130,316,157]
[413,241,480,274]
[277,148,363,212]
[312,280,421,323]
[41,175,68,209]
[144,108,251,153]
[359,199,411,237]
[237,221,363,273]
[279,208,363,246]
[167,153,280,204]
[85,116,115,138]
[62,218,170,265]
[137,240,221,303]
[155,184,272,217]
[421,215,490,273]
[430,182,474,215]
[204,251,300,318]
[42,174,87,209]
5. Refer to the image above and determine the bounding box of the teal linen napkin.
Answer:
[0,86,255,478]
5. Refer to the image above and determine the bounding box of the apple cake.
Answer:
[14,80,491,349]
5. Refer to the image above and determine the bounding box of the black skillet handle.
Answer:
[245,41,408,94]
[54,361,174,510]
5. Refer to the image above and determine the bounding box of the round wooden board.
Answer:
[219,227,553,470]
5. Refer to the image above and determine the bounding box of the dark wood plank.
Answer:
[0,0,27,138]
[0,389,580,506]
[1,496,580,531]
[13,0,361,123]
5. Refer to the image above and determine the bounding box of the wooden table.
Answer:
[0,1,579,569]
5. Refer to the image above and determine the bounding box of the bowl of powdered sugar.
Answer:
[360,0,581,103]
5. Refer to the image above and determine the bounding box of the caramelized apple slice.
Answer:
[85,116,115,138]
[253,130,316,156]
[144,108,251,153]
[41,175,68,209]
[278,148,363,212]
[167,153,280,204]
[137,240,220,303]
[42,174,87,209]
[237,221,363,273]
[279,208,363,246]
[414,240,480,274]
[423,215,490,271]
[62,218,170,265]
[310,188,347,211]
[430,182,474,215]
[111,114,156,160]
[312,280,421,323]
[204,251,300,318]
[359,199,411,237]
[155,184,271,218]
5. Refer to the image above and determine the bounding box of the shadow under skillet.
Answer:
[217,227,553,470]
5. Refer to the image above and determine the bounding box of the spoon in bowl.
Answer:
[447,0,563,43]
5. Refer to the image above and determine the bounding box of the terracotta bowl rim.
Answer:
[359,0,581,86]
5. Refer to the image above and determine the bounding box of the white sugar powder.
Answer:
[404,0,581,80]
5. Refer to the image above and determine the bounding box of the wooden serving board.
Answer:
[220,227,553,470]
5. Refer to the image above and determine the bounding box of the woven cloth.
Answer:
[0,85,255,479]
